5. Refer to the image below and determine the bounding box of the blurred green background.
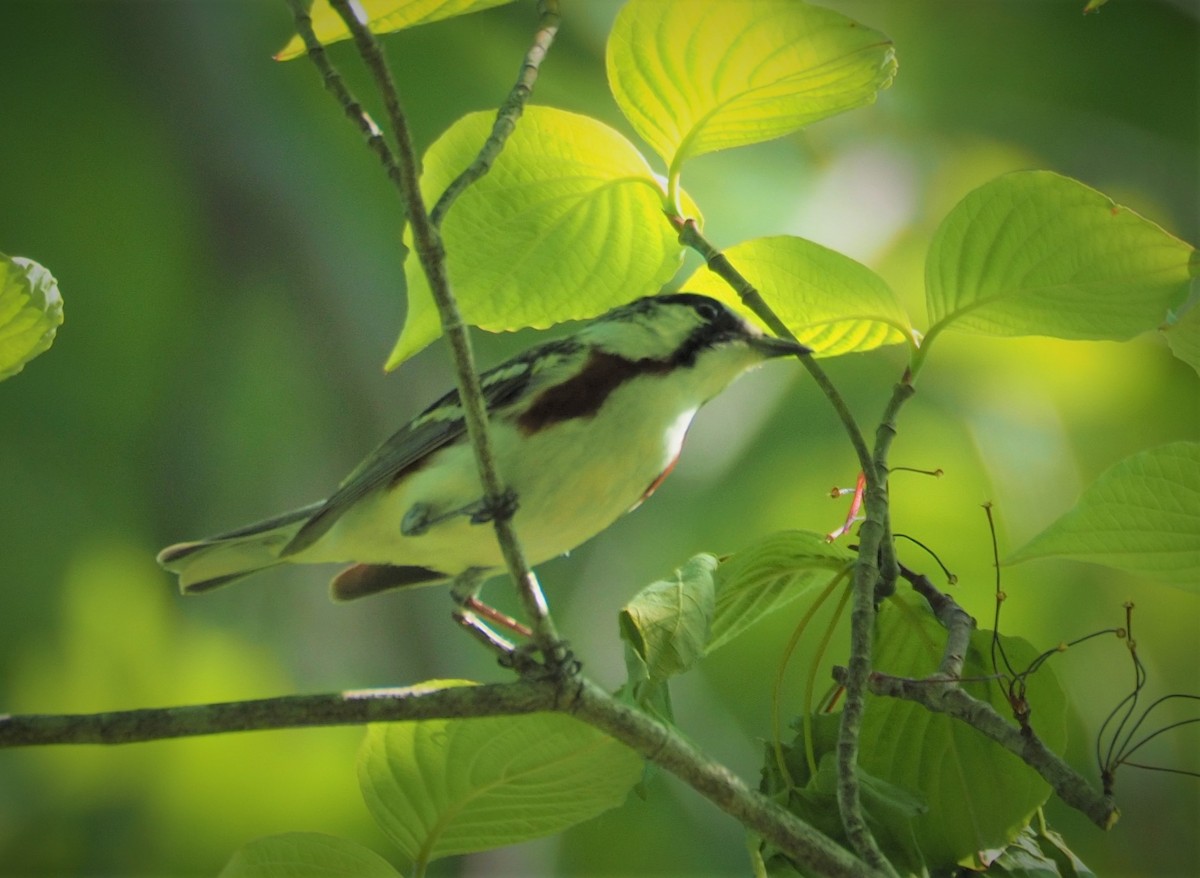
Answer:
[1,1,1196,875]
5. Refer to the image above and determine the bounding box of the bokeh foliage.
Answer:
[1,1,1196,875]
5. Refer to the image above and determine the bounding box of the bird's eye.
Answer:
[695,300,721,322]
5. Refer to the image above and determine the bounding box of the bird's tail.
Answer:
[157,502,322,594]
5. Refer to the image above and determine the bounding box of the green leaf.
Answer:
[1032,821,1096,877]
[620,553,717,684]
[359,702,642,867]
[219,833,401,878]
[762,718,927,877]
[276,0,516,60]
[607,0,896,171]
[708,531,854,653]
[387,107,689,366]
[857,592,1069,869]
[1006,442,1200,592]
[1161,273,1200,374]
[682,235,913,356]
[982,821,1096,877]
[925,171,1195,344]
[0,253,63,381]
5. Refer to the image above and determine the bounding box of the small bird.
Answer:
[157,293,807,608]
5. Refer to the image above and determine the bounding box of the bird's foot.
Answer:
[467,488,519,525]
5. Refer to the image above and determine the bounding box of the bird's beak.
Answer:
[750,334,810,358]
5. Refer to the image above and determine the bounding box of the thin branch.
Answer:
[321,0,563,661]
[283,0,406,204]
[901,565,975,681]
[673,217,896,874]
[673,218,872,476]
[430,0,561,228]
[833,667,1120,831]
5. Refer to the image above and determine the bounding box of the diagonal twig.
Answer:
[431,0,561,228]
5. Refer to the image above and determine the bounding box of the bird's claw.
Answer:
[499,640,580,681]
[469,488,519,525]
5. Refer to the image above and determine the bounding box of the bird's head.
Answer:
[580,293,809,369]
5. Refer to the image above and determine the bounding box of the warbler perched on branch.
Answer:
[158,293,806,609]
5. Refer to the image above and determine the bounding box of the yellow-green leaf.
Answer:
[0,253,63,381]
[219,833,400,878]
[1007,442,1200,593]
[607,0,896,170]
[683,235,913,357]
[359,705,642,867]
[388,107,689,366]
[620,553,717,683]
[708,530,854,652]
[276,0,516,60]
[1161,276,1200,375]
[925,171,1195,344]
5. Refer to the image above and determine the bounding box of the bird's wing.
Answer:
[281,339,580,556]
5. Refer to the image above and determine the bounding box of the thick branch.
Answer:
[569,680,877,878]
[1,681,876,878]
[0,683,554,747]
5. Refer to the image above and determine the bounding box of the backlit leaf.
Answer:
[607,0,895,169]
[708,530,854,653]
[1161,275,1200,375]
[277,0,516,60]
[683,235,913,356]
[0,253,63,381]
[620,553,717,684]
[219,833,400,878]
[359,695,641,867]
[925,171,1194,344]
[388,107,689,366]
[1006,442,1200,592]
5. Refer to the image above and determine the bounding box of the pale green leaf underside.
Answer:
[359,697,642,865]
[683,235,912,357]
[0,253,63,381]
[860,594,1068,868]
[1161,276,1200,375]
[607,0,896,168]
[1006,442,1200,592]
[218,832,400,878]
[926,171,1195,342]
[708,530,854,653]
[276,0,516,60]
[988,823,1097,878]
[620,553,717,683]
[388,106,686,366]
